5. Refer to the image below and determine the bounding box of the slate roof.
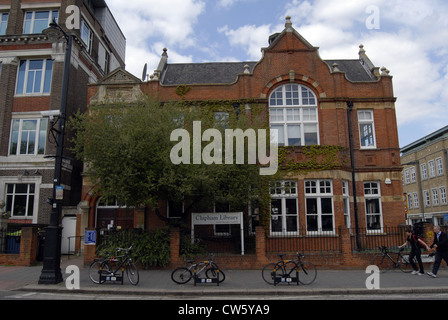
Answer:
[161,62,258,85]
[160,59,376,86]
[325,59,377,82]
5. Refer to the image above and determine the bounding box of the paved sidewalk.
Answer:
[1,255,448,298]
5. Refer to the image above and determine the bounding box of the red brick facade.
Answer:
[80,18,404,266]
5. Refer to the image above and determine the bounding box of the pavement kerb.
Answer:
[20,284,448,297]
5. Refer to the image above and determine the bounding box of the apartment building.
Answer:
[80,17,404,251]
[401,126,448,226]
[0,0,125,251]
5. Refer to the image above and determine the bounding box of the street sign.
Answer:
[84,230,96,245]
[56,185,63,200]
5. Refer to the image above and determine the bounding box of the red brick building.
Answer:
[81,17,404,257]
[0,0,125,254]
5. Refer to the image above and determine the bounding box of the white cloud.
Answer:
[106,0,205,76]
[218,24,278,60]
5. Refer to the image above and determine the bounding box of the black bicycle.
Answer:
[89,246,139,285]
[262,252,317,285]
[171,253,225,284]
[370,246,414,273]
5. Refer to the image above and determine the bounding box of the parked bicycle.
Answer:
[88,246,139,285]
[171,253,225,284]
[370,246,415,273]
[262,252,317,285]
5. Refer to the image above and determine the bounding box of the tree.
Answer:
[69,96,276,224]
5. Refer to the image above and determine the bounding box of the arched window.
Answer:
[269,84,319,146]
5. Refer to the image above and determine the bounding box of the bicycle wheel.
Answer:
[298,262,317,285]
[171,267,193,284]
[205,263,225,283]
[89,260,111,284]
[126,261,140,285]
[370,254,392,273]
[398,253,414,273]
[261,263,277,285]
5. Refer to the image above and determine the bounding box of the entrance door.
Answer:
[61,216,77,254]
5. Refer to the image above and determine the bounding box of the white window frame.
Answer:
[436,157,444,176]
[9,118,48,156]
[421,163,428,180]
[0,12,8,35]
[364,181,383,232]
[305,180,335,234]
[408,193,413,209]
[358,110,376,149]
[424,190,431,207]
[269,84,319,147]
[23,10,58,34]
[15,59,53,96]
[342,180,351,228]
[1,176,41,223]
[404,169,410,184]
[410,167,416,183]
[432,188,439,206]
[270,180,299,236]
[428,160,436,178]
[440,187,447,205]
[413,192,419,208]
[80,19,93,54]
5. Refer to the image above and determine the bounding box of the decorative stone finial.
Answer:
[332,63,341,72]
[285,16,292,29]
[243,64,250,74]
[359,44,366,54]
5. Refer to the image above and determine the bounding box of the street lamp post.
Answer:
[39,20,73,285]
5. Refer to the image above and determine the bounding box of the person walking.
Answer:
[427,225,448,278]
[399,225,430,275]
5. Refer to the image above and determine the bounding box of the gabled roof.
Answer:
[153,17,379,86]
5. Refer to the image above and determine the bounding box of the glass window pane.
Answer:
[271,125,284,146]
[34,11,49,20]
[307,215,318,232]
[285,199,297,215]
[306,198,317,214]
[22,120,37,131]
[321,215,333,231]
[271,199,282,232]
[304,124,318,145]
[16,61,26,94]
[286,216,298,232]
[38,119,47,154]
[43,60,53,93]
[360,123,374,147]
[287,125,301,146]
[321,198,333,214]
[9,120,20,155]
[13,195,27,216]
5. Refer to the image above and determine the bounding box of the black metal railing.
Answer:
[350,226,407,252]
[265,227,342,253]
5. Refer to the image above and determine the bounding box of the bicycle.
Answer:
[89,246,139,285]
[171,253,225,285]
[262,252,317,285]
[370,246,415,273]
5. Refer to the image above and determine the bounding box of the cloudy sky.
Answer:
[106,0,448,148]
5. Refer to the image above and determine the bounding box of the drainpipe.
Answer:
[347,101,361,250]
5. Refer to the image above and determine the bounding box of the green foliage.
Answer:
[96,228,170,268]
[179,234,207,259]
[68,96,273,214]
